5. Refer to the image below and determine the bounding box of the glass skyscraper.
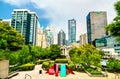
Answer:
[11,9,38,45]
[58,29,66,46]
[68,19,76,43]
[45,26,54,47]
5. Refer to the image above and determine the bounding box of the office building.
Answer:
[95,36,120,57]
[45,26,54,47]
[86,11,107,44]
[36,26,47,48]
[11,9,38,45]
[58,29,66,46]
[68,19,76,43]
[80,33,88,46]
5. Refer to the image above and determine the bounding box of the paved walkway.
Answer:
[10,65,117,79]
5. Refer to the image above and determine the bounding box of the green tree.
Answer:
[0,18,2,22]
[106,1,120,42]
[69,48,78,57]
[0,49,10,60]
[18,45,32,64]
[69,44,101,67]
[0,22,25,50]
[9,51,20,65]
[29,45,42,62]
[39,48,50,59]
[69,48,80,63]
[49,44,62,60]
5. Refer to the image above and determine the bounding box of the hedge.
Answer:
[42,61,54,70]
[55,59,68,63]
[35,59,50,64]
[35,60,45,64]
[19,63,35,71]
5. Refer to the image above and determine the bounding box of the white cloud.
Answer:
[3,0,119,43]
[4,0,30,6]
[31,0,118,43]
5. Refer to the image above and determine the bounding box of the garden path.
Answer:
[10,65,116,79]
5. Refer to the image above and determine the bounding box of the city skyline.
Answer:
[0,0,118,43]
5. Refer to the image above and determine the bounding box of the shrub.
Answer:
[42,61,51,70]
[19,63,35,71]
[35,59,51,65]
[42,61,53,70]
[55,59,68,63]
[107,58,120,72]
[76,65,84,72]
[35,60,45,64]
[49,60,55,64]
[68,63,76,71]
[68,60,73,64]
[86,67,101,75]
[45,59,50,61]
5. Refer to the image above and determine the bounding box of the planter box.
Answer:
[0,60,9,78]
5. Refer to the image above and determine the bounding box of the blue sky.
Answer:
[0,0,118,42]
[0,1,15,19]
[0,1,49,28]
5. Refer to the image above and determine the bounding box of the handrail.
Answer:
[25,74,32,79]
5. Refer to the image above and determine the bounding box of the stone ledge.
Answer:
[8,72,19,79]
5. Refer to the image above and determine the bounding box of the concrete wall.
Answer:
[0,60,9,78]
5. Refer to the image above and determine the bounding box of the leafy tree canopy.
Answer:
[106,1,120,42]
[49,44,62,60]
[69,44,102,67]
[0,18,2,21]
[0,22,25,50]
